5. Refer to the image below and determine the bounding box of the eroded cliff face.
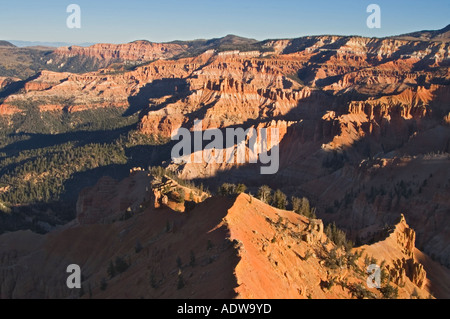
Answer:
[357,215,432,292]
[0,58,198,114]
[0,76,20,90]
[3,34,448,120]
[52,41,188,67]
[385,217,427,289]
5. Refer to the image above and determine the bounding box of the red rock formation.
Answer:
[53,41,187,63]
[357,215,429,291]
[0,103,21,115]
[0,76,20,90]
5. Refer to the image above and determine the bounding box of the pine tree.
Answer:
[235,184,247,194]
[114,256,129,274]
[257,185,272,203]
[272,189,287,209]
[107,260,116,279]
[177,270,185,290]
[190,250,196,267]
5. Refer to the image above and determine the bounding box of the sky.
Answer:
[0,0,449,44]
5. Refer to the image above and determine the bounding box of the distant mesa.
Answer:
[395,24,450,42]
[7,40,95,48]
[0,40,16,48]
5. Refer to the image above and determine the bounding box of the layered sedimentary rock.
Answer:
[359,215,428,290]
[52,41,188,65]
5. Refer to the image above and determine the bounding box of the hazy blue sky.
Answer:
[0,0,449,44]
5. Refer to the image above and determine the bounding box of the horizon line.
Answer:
[4,23,449,48]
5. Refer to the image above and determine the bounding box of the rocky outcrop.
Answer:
[385,215,427,288]
[0,76,20,90]
[0,103,21,115]
[302,219,324,243]
[150,177,177,209]
[388,257,426,288]
[358,214,428,290]
[395,215,416,257]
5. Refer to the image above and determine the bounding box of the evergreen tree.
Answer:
[257,185,272,203]
[235,184,247,194]
[272,189,287,209]
[107,260,116,279]
[114,256,129,274]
